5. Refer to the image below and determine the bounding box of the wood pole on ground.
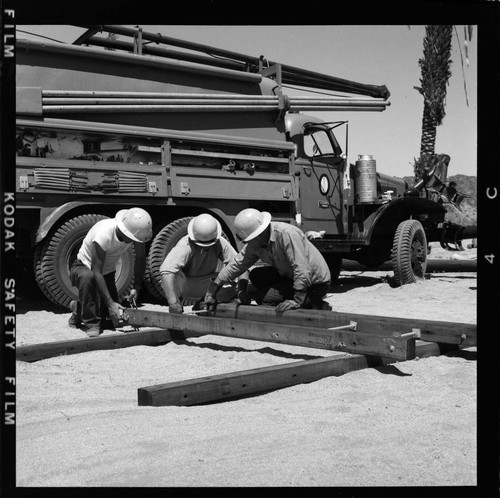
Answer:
[137,340,458,407]
[124,309,415,361]
[16,328,202,363]
[213,304,476,347]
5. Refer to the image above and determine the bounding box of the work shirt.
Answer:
[215,222,331,292]
[159,235,237,278]
[77,218,131,276]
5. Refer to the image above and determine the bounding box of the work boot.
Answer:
[68,300,81,328]
[84,327,101,338]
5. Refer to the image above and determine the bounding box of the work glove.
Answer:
[168,302,184,314]
[275,299,300,317]
[204,279,222,315]
[236,279,251,305]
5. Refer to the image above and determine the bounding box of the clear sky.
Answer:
[16,24,477,178]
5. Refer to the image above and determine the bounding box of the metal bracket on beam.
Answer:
[328,321,357,332]
[393,328,421,339]
[260,62,282,86]
[133,27,143,55]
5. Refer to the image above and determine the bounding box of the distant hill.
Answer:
[401,174,477,226]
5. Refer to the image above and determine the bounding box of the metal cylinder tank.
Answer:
[355,154,377,203]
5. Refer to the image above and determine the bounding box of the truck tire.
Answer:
[34,214,135,308]
[16,254,45,300]
[34,243,57,303]
[142,219,182,301]
[146,217,194,302]
[391,219,428,286]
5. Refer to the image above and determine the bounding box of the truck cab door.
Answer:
[296,124,353,235]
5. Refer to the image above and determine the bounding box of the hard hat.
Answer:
[234,208,272,243]
[187,213,222,246]
[115,207,153,243]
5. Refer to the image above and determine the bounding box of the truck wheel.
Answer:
[34,243,57,303]
[146,217,194,302]
[16,255,45,300]
[391,219,428,286]
[142,225,162,301]
[34,214,135,308]
[322,253,342,284]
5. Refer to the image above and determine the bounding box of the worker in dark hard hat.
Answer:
[204,208,331,316]
[159,213,248,314]
[68,207,153,337]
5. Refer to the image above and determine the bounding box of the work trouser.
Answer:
[69,259,119,331]
[174,269,237,303]
[248,266,330,308]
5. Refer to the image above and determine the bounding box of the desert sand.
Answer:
[15,243,477,487]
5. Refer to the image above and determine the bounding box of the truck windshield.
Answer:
[303,127,340,158]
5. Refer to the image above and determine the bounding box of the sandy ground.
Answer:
[15,243,478,487]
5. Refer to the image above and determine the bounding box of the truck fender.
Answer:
[362,197,447,243]
[36,201,97,244]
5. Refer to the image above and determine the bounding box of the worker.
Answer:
[68,207,153,337]
[159,213,248,314]
[204,208,331,316]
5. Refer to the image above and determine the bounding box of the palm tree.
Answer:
[413,25,453,183]
[413,25,473,200]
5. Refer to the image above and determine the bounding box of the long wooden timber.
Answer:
[17,305,473,363]
[341,258,477,272]
[16,328,202,363]
[124,308,415,361]
[213,304,477,347]
[138,353,384,406]
[137,341,462,407]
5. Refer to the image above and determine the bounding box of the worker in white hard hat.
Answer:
[68,207,153,337]
[204,208,331,316]
[159,213,248,314]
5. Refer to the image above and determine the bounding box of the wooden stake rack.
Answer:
[16,304,476,407]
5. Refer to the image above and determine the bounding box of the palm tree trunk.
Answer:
[414,25,453,181]
[420,102,438,156]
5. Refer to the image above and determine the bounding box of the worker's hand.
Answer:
[108,301,126,325]
[126,288,139,302]
[168,302,183,314]
[236,278,251,305]
[204,294,218,316]
[204,279,222,316]
[275,299,299,317]
[122,288,139,308]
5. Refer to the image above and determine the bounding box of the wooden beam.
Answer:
[137,340,457,407]
[341,258,477,272]
[213,304,476,347]
[124,309,415,361]
[138,353,381,406]
[17,307,466,363]
[16,328,202,363]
